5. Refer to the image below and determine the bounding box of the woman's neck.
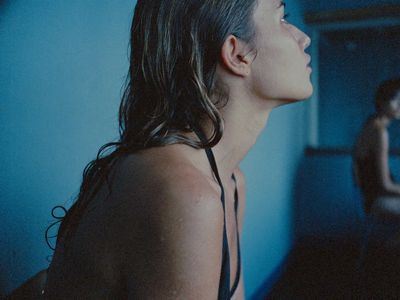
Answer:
[206,93,276,181]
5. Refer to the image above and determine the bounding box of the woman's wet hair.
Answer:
[46,0,258,250]
[375,78,400,113]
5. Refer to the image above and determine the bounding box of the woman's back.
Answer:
[44,145,244,299]
[44,169,127,299]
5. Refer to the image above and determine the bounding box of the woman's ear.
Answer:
[220,35,253,77]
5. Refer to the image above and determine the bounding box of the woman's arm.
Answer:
[374,127,400,196]
[122,172,225,299]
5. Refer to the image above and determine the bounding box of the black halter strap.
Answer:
[192,126,241,298]
[230,174,241,296]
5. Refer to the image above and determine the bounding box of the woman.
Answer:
[353,79,400,299]
[38,0,313,299]
[353,79,400,220]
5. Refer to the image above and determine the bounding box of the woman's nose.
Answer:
[301,33,311,50]
[291,25,311,50]
[297,28,311,50]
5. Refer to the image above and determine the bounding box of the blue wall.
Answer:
[296,0,400,252]
[318,27,400,148]
[241,0,308,297]
[0,0,308,298]
[294,152,400,241]
[0,0,134,294]
[303,0,400,12]
[294,154,362,241]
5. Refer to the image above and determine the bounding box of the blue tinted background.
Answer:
[2,0,400,298]
[303,0,400,11]
[0,0,134,294]
[319,27,400,148]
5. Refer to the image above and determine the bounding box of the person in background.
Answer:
[353,78,400,220]
[353,78,400,298]
[8,0,312,299]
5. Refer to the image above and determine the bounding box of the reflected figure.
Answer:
[353,78,400,298]
[353,78,400,220]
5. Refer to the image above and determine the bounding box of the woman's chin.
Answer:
[289,85,314,102]
[297,82,314,100]
[303,85,314,99]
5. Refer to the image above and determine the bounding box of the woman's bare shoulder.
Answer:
[108,148,224,230]
[113,149,217,194]
[355,119,387,156]
[366,120,388,149]
[107,150,225,298]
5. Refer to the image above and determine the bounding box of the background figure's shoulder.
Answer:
[369,119,389,144]
[354,117,387,157]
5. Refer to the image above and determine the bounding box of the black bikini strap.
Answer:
[232,174,239,213]
[192,126,231,299]
[193,126,242,298]
[191,127,226,208]
[230,174,241,296]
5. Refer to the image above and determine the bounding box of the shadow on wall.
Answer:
[293,151,364,243]
[264,152,364,298]
[269,150,400,298]
[0,272,5,297]
[0,0,8,10]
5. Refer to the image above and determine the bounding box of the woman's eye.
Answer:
[281,13,290,24]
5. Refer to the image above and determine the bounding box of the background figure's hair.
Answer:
[375,78,400,112]
[47,0,258,250]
